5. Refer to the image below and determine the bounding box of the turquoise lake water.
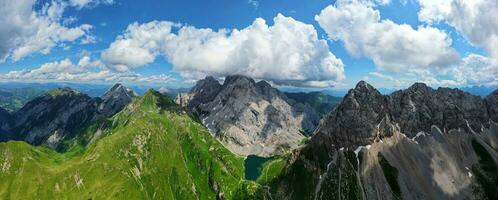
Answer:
[244,155,272,181]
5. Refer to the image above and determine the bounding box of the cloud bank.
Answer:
[316,0,459,72]
[0,0,94,63]
[418,0,498,60]
[0,56,173,83]
[101,14,345,87]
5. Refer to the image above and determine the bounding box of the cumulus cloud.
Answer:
[101,14,345,87]
[418,0,498,60]
[448,54,498,86]
[0,0,94,63]
[316,0,459,71]
[0,56,174,83]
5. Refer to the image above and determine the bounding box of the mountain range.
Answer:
[0,75,497,200]
[269,81,498,200]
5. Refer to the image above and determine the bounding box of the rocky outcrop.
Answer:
[177,75,320,157]
[6,84,135,149]
[176,76,222,109]
[307,81,494,167]
[97,83,136,118]
[390,83,490,136]
[271,81,498,200]
[11,88,98,147]
[0,107,13,140]
[486,89,498,122]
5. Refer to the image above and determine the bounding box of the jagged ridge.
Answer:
[0,90,260,199]
[176,75,320,157]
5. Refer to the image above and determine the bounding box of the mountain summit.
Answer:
[98,83,136,117]
[270,81,498,200]
[1,84,136,150]
[177,75,320,157]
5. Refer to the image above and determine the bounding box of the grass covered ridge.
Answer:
[0,90,250,199]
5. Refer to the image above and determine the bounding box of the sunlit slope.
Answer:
[0,90,247,200]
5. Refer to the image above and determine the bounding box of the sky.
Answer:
[0,0,497,90]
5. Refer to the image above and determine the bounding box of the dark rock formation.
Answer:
[97,83,136,118]
[271,81,498,200]
[4,84,135,149]
[486,89,498,122]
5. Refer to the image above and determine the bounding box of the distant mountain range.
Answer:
[284,91,342,117]
[0,77,497,200]
[0,87,44,112]
[0,82,189,99]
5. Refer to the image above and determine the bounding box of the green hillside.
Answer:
[0,90,260,199]
[0,87,45,112]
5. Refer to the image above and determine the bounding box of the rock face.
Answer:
[0,107,13,140]
[98,83,136,118]
[5,83,135,149]
[272,81,498,200]
[486,89,498,122]
[177,75,320,157]
[11,88,98,147]
[308,81,494,166]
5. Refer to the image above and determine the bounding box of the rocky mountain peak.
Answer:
[348,80,384,103]
[47,87,83,97]
[98,83,136,118]
[407,82,432,93]
[4,84,135,149]
[191,76,221,93]
[223,74,256,86]
[178,76,222,109]
[304,81,495,169]
[178,75,320,157]
[102,83,136,100]
[354,80,373,90]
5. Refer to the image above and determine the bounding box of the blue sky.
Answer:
[1,0,497,89]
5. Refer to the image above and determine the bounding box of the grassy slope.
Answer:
[0,90,249,199]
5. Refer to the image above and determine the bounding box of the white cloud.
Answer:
[101,14,345,87]
[69,0,115,9]
[0,0,94,63]
[449,54,498,86]
[366,54,498,87]
[0,56,174,83]
[418,0,498,60]
[316,0,459,72]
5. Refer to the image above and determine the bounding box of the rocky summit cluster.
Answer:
[0,83,135,149]
[271,81,498,200]
[177,75,320,157]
